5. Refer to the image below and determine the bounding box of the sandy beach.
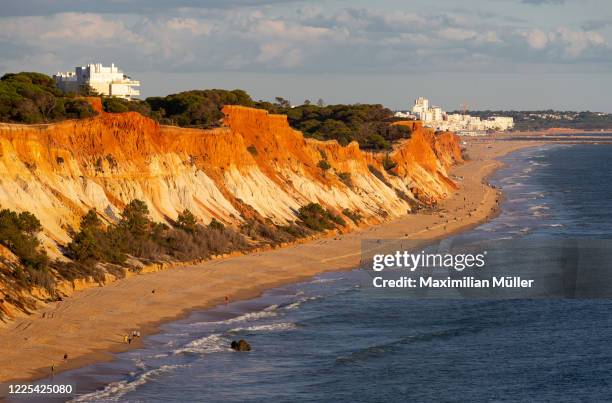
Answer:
[0,139,538,383]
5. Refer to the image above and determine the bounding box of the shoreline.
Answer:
[0,139,540,385]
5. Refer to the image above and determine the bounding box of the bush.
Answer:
[208,218,225,231]
[247,145,258,156]
[343,208,363,224]
[297,203,345,231]
[146,89,254,128]
[103,97,152,116]
[317,159,331,171]
[382,154,398,172]
[0,72,96,123]
[256,102,402,149]
[337,172,353,188]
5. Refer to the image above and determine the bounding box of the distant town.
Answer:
[395,97,515,135]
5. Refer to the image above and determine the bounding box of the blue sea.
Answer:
[30,144,612,402]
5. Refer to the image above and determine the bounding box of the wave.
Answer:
[283,295,322,310]
[529,204,550,211]
[189,309,278,327]
[310,277,343,284]
[229,322,297,333]
[173,333,231,355]
[336,326,484,365]
[70,364,187,402]
[335,327,478,366]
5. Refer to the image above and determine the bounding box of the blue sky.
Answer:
[1,0,611,111]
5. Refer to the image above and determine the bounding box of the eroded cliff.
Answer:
[0,106,461,252]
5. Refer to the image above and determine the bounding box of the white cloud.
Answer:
[525,29,549,49]
[0,6,609,76]
[523,27,606,58]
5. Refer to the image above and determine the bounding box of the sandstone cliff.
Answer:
[0,106,461,253]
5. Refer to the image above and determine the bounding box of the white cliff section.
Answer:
[223,166,300,223]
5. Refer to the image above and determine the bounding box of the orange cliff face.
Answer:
[0,107,462,252]
[389,121,463,203]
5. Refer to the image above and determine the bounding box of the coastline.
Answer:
[0,139,540,384]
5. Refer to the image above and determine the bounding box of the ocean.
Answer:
[27,143,612,402]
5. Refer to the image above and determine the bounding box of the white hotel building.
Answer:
[54,63,140,100]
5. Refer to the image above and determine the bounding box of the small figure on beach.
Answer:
[51,362,55,375]
[152,289,155,294]
[128,337,132,344]
[63,353,68,362]
[123,335,129,343]
[225,295,229,304]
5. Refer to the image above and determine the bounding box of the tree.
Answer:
[0,208,48,270]
[67,209,104,262]
[275,97,291,108]
[176,209,198,234]
[208,218,225,231]
[120,200,150,238]
[317,98,325,107]
[17,211,42,234]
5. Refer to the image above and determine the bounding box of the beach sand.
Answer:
[0,139,538,383]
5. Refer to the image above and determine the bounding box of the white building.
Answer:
[411,97,430,119]
[398,97,514,134]
[54,63,140,100]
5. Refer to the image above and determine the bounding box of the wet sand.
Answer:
[0,139,539,383]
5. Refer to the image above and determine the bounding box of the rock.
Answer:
[231,339,251,352]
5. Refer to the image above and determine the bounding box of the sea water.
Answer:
[30,144,612,402]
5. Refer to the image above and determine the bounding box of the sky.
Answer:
[1,0,611,111]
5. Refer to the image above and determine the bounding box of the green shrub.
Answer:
[297,203,345,231]
[337,172,353,188]
[256,102,402,149]
[342,208,363,224]
[176,209,198,234]
[146,89,254,128]
[317,159,331,171]
[0,72,96,123]
[383,154,398,172]
[208,218,225,231]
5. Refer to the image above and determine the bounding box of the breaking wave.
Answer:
[71,364,187,402]
[173,334,231,355]
[229,322,298,333]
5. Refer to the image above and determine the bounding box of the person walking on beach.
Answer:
[123,335,129,343]
[63,353,68,362]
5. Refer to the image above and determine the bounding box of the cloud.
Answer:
[520,0,568,5]
[524,29,549,49]
[0,6,609,77]
[522,27,606,58]
[1,0,308,16]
